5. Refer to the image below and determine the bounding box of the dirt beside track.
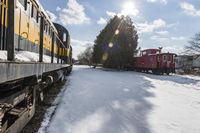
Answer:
[20,80,68,133]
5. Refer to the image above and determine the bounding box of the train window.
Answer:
[34,7,37,20]
[36,12,40,23]
[19,0,27,10]
[46,24,49,32]
[44,23,47,33]
[163,55,167,61]
[49,27,51,36]
[168,55,171,61]
[49,29,51,36]
[63,33,67,42]
[157,56,160,62]
[44,24,46,32]
[142,51,146,55]
[31,5,34,17]
[31,5,37,20]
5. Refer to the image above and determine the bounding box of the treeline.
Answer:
[77,46,93,65]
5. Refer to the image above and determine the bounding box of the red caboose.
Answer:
[134,49,176,75]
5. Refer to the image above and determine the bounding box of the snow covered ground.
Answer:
[39,65,200,133]
[0,50,57,63]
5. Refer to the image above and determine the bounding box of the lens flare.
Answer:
[102,53,108,61]
[115,29,119,35]
[109,42,113,48]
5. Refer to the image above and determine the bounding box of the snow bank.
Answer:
[0,50,7,60]
[0,50,57,63]
[40,66,200,133]
[37,84,68,133]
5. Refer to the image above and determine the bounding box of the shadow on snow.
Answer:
[47,66,156,133]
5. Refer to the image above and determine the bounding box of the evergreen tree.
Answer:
[92,15,138,69]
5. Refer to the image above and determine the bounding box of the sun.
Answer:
[124,2,135,11]
[121,1,139,16]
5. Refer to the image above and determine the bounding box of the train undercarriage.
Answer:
[0,62,72,133]
[135,68,176,75]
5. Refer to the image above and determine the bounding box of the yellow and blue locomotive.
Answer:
[0,0,72,133]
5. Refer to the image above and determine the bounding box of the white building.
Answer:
[175,55,200,70]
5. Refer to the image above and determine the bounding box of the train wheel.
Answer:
[37,85,44,103]
[0,85,36,133]
[166,70,170,75]
[167,72,169,75]
[39,91,44,102]
[152,70,157,75]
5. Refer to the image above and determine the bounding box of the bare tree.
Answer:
[77,46,93,66]
[186,32,200,54]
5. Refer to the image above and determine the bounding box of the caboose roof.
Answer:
[141,49,160,52]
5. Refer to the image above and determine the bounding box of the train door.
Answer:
[29,2,40,53]
[15,0,30,51]
[43,22,48,55]
[44,23,52,57]
[47,27,52,56]
[167,54,172,68]
[0,0,8,50]
[53,36,57,63]
[34,12,40,53]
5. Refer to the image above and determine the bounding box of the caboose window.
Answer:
[163,55,167,61]
[168,55,171,61]
[157,56,160,62]
[142,51,146,55]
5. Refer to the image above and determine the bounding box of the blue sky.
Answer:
[39,0,200,58]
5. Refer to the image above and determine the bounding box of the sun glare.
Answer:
[124,2,135,11]
[121,1,139,16]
